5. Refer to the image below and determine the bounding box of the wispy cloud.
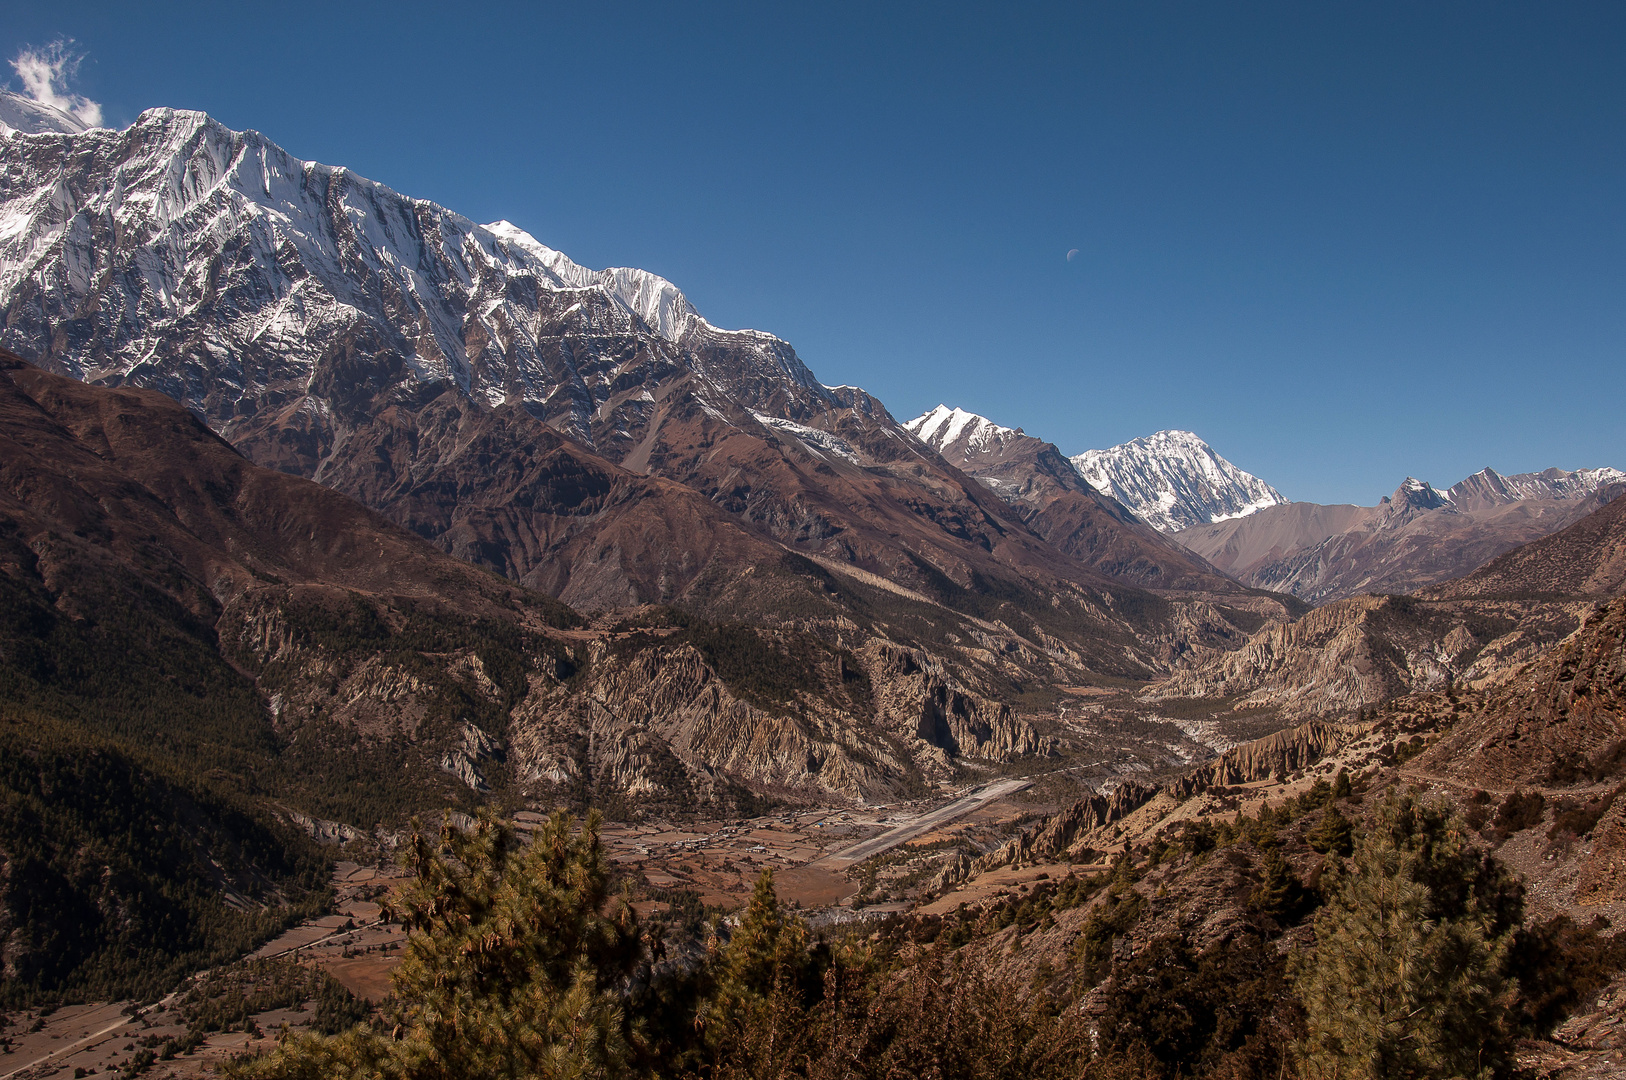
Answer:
[11,39,102,128]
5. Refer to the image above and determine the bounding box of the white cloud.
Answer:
[11,40,102,128]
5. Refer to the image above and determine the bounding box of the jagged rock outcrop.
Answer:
[1153,594,1584,719]
[863,641,1045,762]
[935,782,1159,891]
[1168,719,1371,798]
[1003,782,1160,864]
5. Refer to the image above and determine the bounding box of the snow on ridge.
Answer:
[750,410,862,463]
[0,89,93,135]
[483,219,753,345]
[1069,429,1285,533]
[905,405,1019,455]
[0,103,831,436]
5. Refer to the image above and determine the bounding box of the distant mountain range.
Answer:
[904,402,1622,604]
[1175,466,1625,603]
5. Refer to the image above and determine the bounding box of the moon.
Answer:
[1066,248,1079,262]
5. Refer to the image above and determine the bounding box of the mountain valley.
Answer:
[2,88,1626,1080]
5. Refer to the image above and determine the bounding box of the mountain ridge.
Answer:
[0,103,1295,667]
[1177,466,1625,603]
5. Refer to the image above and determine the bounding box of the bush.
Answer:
[1490,789,1546,840]
[1508,915,1626,1035]
[1547,783,1623,842]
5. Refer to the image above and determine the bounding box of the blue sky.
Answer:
[4,2,1623,504]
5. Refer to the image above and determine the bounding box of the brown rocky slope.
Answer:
[1176,471,1622,603]
[0,351,1084,815]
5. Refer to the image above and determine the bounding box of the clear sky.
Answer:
[4,2,1623,504]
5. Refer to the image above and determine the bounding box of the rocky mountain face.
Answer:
[0,350,1143,812]
[1152,493,1626,722]
[0,106,1290,671]
[904,405,1247,591]
[1176,468,1625,604]
[1070,429,1286,533]
[1425,487,1626,601]
[1152,593,1589,720]
[0,348,578,820]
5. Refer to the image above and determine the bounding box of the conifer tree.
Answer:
[1297,793,1522,1080]
[1251,848,1311,923]
[1306,805,1355,857]
[700,868,820,1078]
[233,809,640,1080]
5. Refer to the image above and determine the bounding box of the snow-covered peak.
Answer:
[1069,430,1285,533]
[483,220,729,344]
[0,89,92,135]
[0,104,835,444]
[905,405,1021,455]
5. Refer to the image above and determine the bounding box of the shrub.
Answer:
[1490,789,1546,840]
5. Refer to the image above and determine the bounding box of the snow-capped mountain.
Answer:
[905,405,1025,459]
[1070,430,1285,533]
[903,406,1249,591]
[0,89,91,136]
[0,103,1258,614]
[0,105,836,449]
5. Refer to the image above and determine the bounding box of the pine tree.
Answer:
[1306,805,1355,857]
[232,809,640,1080]
[713,868,810,1006]
[701,868,818,1078]
[1297,793,1522,1080]
[1250,848,1311,923]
